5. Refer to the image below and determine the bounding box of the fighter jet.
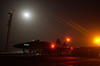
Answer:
[13,38,73,55]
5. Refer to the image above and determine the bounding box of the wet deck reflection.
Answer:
[0,53,100,66]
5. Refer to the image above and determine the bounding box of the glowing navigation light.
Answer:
[71,47,73,50]
[67,39,69,41]
[66,38,70,42]
[51,44,55,48]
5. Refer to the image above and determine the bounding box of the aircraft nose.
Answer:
[13,44,18,47]
[13,44,24,48]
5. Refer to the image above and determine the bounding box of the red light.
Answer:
[52,45,54,47]
[71,47,73,50]
[51,44,55,48]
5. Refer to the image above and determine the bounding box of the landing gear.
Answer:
[57,52,62,55]
[29,49,32,53]
[59,52,62,56]
[50,53,52,55]
[23,48,25,53]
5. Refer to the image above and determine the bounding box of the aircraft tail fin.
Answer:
[56,38,69,46]
[62,41,68,46]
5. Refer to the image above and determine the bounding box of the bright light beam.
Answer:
[24,13,29,17]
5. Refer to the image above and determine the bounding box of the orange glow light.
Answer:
[94,38,100,46]
[94,38,100,43]
[67,38,70,41]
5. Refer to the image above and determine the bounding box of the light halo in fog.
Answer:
[24,13,29,17]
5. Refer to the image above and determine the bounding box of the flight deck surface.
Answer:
[0,52,100,66]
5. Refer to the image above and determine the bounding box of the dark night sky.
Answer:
[0,0,100,52]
